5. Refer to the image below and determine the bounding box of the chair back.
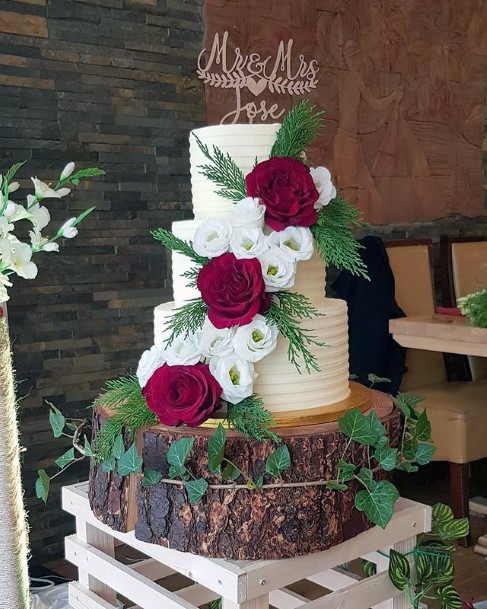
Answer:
[449,240,487,380]
[385,241,448,390]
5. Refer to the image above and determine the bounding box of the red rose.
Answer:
[197,252,269,328]
[246,156,319,231]
[143,363,222,427]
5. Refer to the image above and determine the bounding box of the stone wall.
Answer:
[0,0,205,563]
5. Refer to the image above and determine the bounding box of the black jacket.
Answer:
[331,236,407,395]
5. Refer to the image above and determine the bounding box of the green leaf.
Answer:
[368,411,386,444]
[36,469,50,504]
[437,585,463,609]
[394,393,424,418]
[168,464,186,479]
[355,480,400,528]
[373,447,398,472]
[83,436,93,457]
[388,549,411,591]
[222,462,240,481]
[117,443,143,477]
[375,435,389,449]
[357,467,374,488]
[185,478,208,504]
[55,447,75,469]
[414,549,435,586]
[337,460,356,481]
[415,410,432,441]
[367,373,391,385]
[265,445,291,478]
[417,541,455,585]
[396,461,418,473]
[167,437,194,470]
[255,476,264,488]
[101,455,116,473]
[338,408,380,446]
[362,559,377,578]
[326,480,348,491]
[111,434,125,459]
[142,469,162,488]
[415,443,435,465]
[208,424,226,473]
[403,439,417,461]
[432,503,454,526]
[270,100,325,159]
[49,404,66,438]
[438,517,470,541]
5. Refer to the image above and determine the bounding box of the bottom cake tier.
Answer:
[89,389,402,560]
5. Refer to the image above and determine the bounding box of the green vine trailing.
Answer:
[270,100,325,159]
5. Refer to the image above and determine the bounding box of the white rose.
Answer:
[232,197,265,229]
[310,166,337,210]
[193,219,232,258]
[209,355,256,404]
[200,319,236,358]
[229,228,269,260]
[259,246,296,292]
[233,314,278,362]
[165,333,201,366]
[268,226,314,261]
[59,218,78,239]
[136,345,165,388]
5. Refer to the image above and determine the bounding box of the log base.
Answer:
[89,389,402,560]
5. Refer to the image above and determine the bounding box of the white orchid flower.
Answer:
[29,227,59,253]
[60,162,75,181]
[27,199,51,230]
[31,177,62,200]
[0,240,37,279]
[59,218,78,239]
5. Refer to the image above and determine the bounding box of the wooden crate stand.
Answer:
[63,482,431,609]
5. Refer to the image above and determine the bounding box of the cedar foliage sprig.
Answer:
[311,196,369,279]
[92,376,158,462]
[457,289,487,328]
[265,292,324,374]
[151,228,209,266]
[226,395,279,443]
[163,298,208,347]
[270,100,325,159]
[194,134,247,202]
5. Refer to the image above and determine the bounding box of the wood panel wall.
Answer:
[203,0,487,225]
[0,0,205,563]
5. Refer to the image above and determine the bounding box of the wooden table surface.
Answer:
[389,315,487,357]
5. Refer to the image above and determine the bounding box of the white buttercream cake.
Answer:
[154,124,351,415]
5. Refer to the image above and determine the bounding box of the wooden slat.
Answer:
[269,588,309,609]
[69,582,117,609]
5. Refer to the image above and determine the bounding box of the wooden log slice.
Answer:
[134,395,402,560]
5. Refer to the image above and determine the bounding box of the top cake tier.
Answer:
[189,123,280,219]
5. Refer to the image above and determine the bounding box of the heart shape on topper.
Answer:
[246,76,267,97]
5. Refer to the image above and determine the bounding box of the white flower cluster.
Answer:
[136,166,336,406]
[0,162,92,302]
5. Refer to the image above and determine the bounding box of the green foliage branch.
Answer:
[270,100,325,159]
[458,289,487,328]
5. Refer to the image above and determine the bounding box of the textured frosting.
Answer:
[154,123,351,415]
[190,124,280,220]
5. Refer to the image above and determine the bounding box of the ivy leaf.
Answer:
[55,447,75,469]
[167,437,194,470]
[367,410,386,444]
[373,447,398,472]
[367,373,391,385]
[362,559,377,578]
[338,408,380,446]
[185,478,208,504]
[437,585,463,609]
[337,460,356,482]
[394,393,423,419]
[118,443,143,477]
[388,549,411,591]
[415,443,435,465]
[142,469,162,488]
[36,469,50,504]
[265,445,291,478]
[49,404,66,438]
[326,480,348,491]
[355,480,399,528]
[438,517,470,541]
[111,434,125,459]
[403,439,417,461]
[222,462,240,481]
[255,475,264,488]
[396,461,418,473]
[375,435,389,449]
[415,410,432,441]
[83,436,93,457]
[357,467,374,488]
[101,455,116,473]
[168,464,186,479]
[208,424,226,473]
